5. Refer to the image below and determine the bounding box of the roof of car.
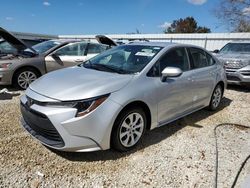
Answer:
[127,41,202,49]
[127,42,174,47]
[49,39,86,44]
[228,41,250,44]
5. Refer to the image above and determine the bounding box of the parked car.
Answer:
[0,27,112,89]
[214,41,250,86]
[20,42,226,152]
[0,38,49,55]
[0,39,18,55]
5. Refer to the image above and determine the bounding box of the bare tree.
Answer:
[214,0,250,32]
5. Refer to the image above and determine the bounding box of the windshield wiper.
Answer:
[83,62,131,74]
[94,64,128,74]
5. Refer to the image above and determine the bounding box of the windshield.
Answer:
[29,40,62,54]
[82,45,163,74]
[220,43,250,54]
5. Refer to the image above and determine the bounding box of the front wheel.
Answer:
[208,84,223,111]
[13,68,39,90]
[111,107,146,151]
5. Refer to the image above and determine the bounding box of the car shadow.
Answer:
[52,97,232,162]
[227,85,250,93]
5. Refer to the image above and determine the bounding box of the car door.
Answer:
[187,47,217,108]
[45,42,87,72]
[85,43,108,61]
[151,47,194,125]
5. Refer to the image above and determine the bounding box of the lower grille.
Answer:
[240,71,250,76]
[21,102,64,147]
[226,75,241,82]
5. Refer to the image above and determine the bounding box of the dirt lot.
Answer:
[0,85,250,187]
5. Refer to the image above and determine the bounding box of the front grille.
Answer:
[224,61,248,69]
[21,102,64,147]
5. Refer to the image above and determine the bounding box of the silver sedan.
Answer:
[20,42,226,152]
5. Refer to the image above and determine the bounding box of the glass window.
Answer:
[30,40,62,54]
[79,43,87,55]
[55,43,79,56]
[82,45,163,74]
[87,44,108,54]
[159,48,190,73]
[206,53,216,66]
[0,41,17,54]
[220,43,250,54]
[188,48,208,69]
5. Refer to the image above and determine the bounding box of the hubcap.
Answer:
[119,112,144,147]
[212,87,222,108]
[18,71,37,89]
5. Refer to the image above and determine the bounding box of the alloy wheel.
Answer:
[212,86,222,109]
[119,112,144,147]
[17,71,37,89]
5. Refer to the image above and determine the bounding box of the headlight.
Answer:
[0,63,12,69]
[46,94,109,117]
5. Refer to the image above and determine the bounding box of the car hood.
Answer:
[0,27,37,54]
[216,53,250,61]
[29,66,134,101]
[95,35,117,46]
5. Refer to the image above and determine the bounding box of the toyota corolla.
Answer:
[20,42,226,152]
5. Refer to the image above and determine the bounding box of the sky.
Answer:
[0,0,227,35]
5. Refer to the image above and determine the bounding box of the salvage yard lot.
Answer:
[0,86,250,187]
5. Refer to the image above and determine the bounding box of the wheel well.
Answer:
[117,101,152,130]
[217,81,225,95]
[12,66,42,82]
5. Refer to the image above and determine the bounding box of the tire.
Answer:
[13,68,40,90]
[111,107,147,152]
[208,84,223,111]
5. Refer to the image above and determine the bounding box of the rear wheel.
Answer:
[111,107,146,151]
[13,68,39,90]
[208,84,223,111]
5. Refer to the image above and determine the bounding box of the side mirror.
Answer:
[51,53,63,65]
[161,67,182,82]
[51,53,59,59]
[213,49,219,54]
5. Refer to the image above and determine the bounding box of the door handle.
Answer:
[75,59,83,62]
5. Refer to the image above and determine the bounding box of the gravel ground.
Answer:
[0,85,249,188]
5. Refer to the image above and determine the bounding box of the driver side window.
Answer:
[148,48,190,77]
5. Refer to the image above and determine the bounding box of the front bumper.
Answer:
[226,65,250,85]
[0,69,13,85]
[20,91,122,152]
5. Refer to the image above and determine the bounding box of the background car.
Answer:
[20,42,226,152]
[0,37,48,56]
[0,27,111,89]
[214,41,250,86]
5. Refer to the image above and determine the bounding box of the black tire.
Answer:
[13,67,40,90]
[111,107,147,152]
[208,84,223,111]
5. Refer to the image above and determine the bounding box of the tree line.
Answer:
[164,0,250,33]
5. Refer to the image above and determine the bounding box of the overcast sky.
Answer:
[0,0,226,35]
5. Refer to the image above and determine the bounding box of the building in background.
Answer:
[59,33,250,51]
